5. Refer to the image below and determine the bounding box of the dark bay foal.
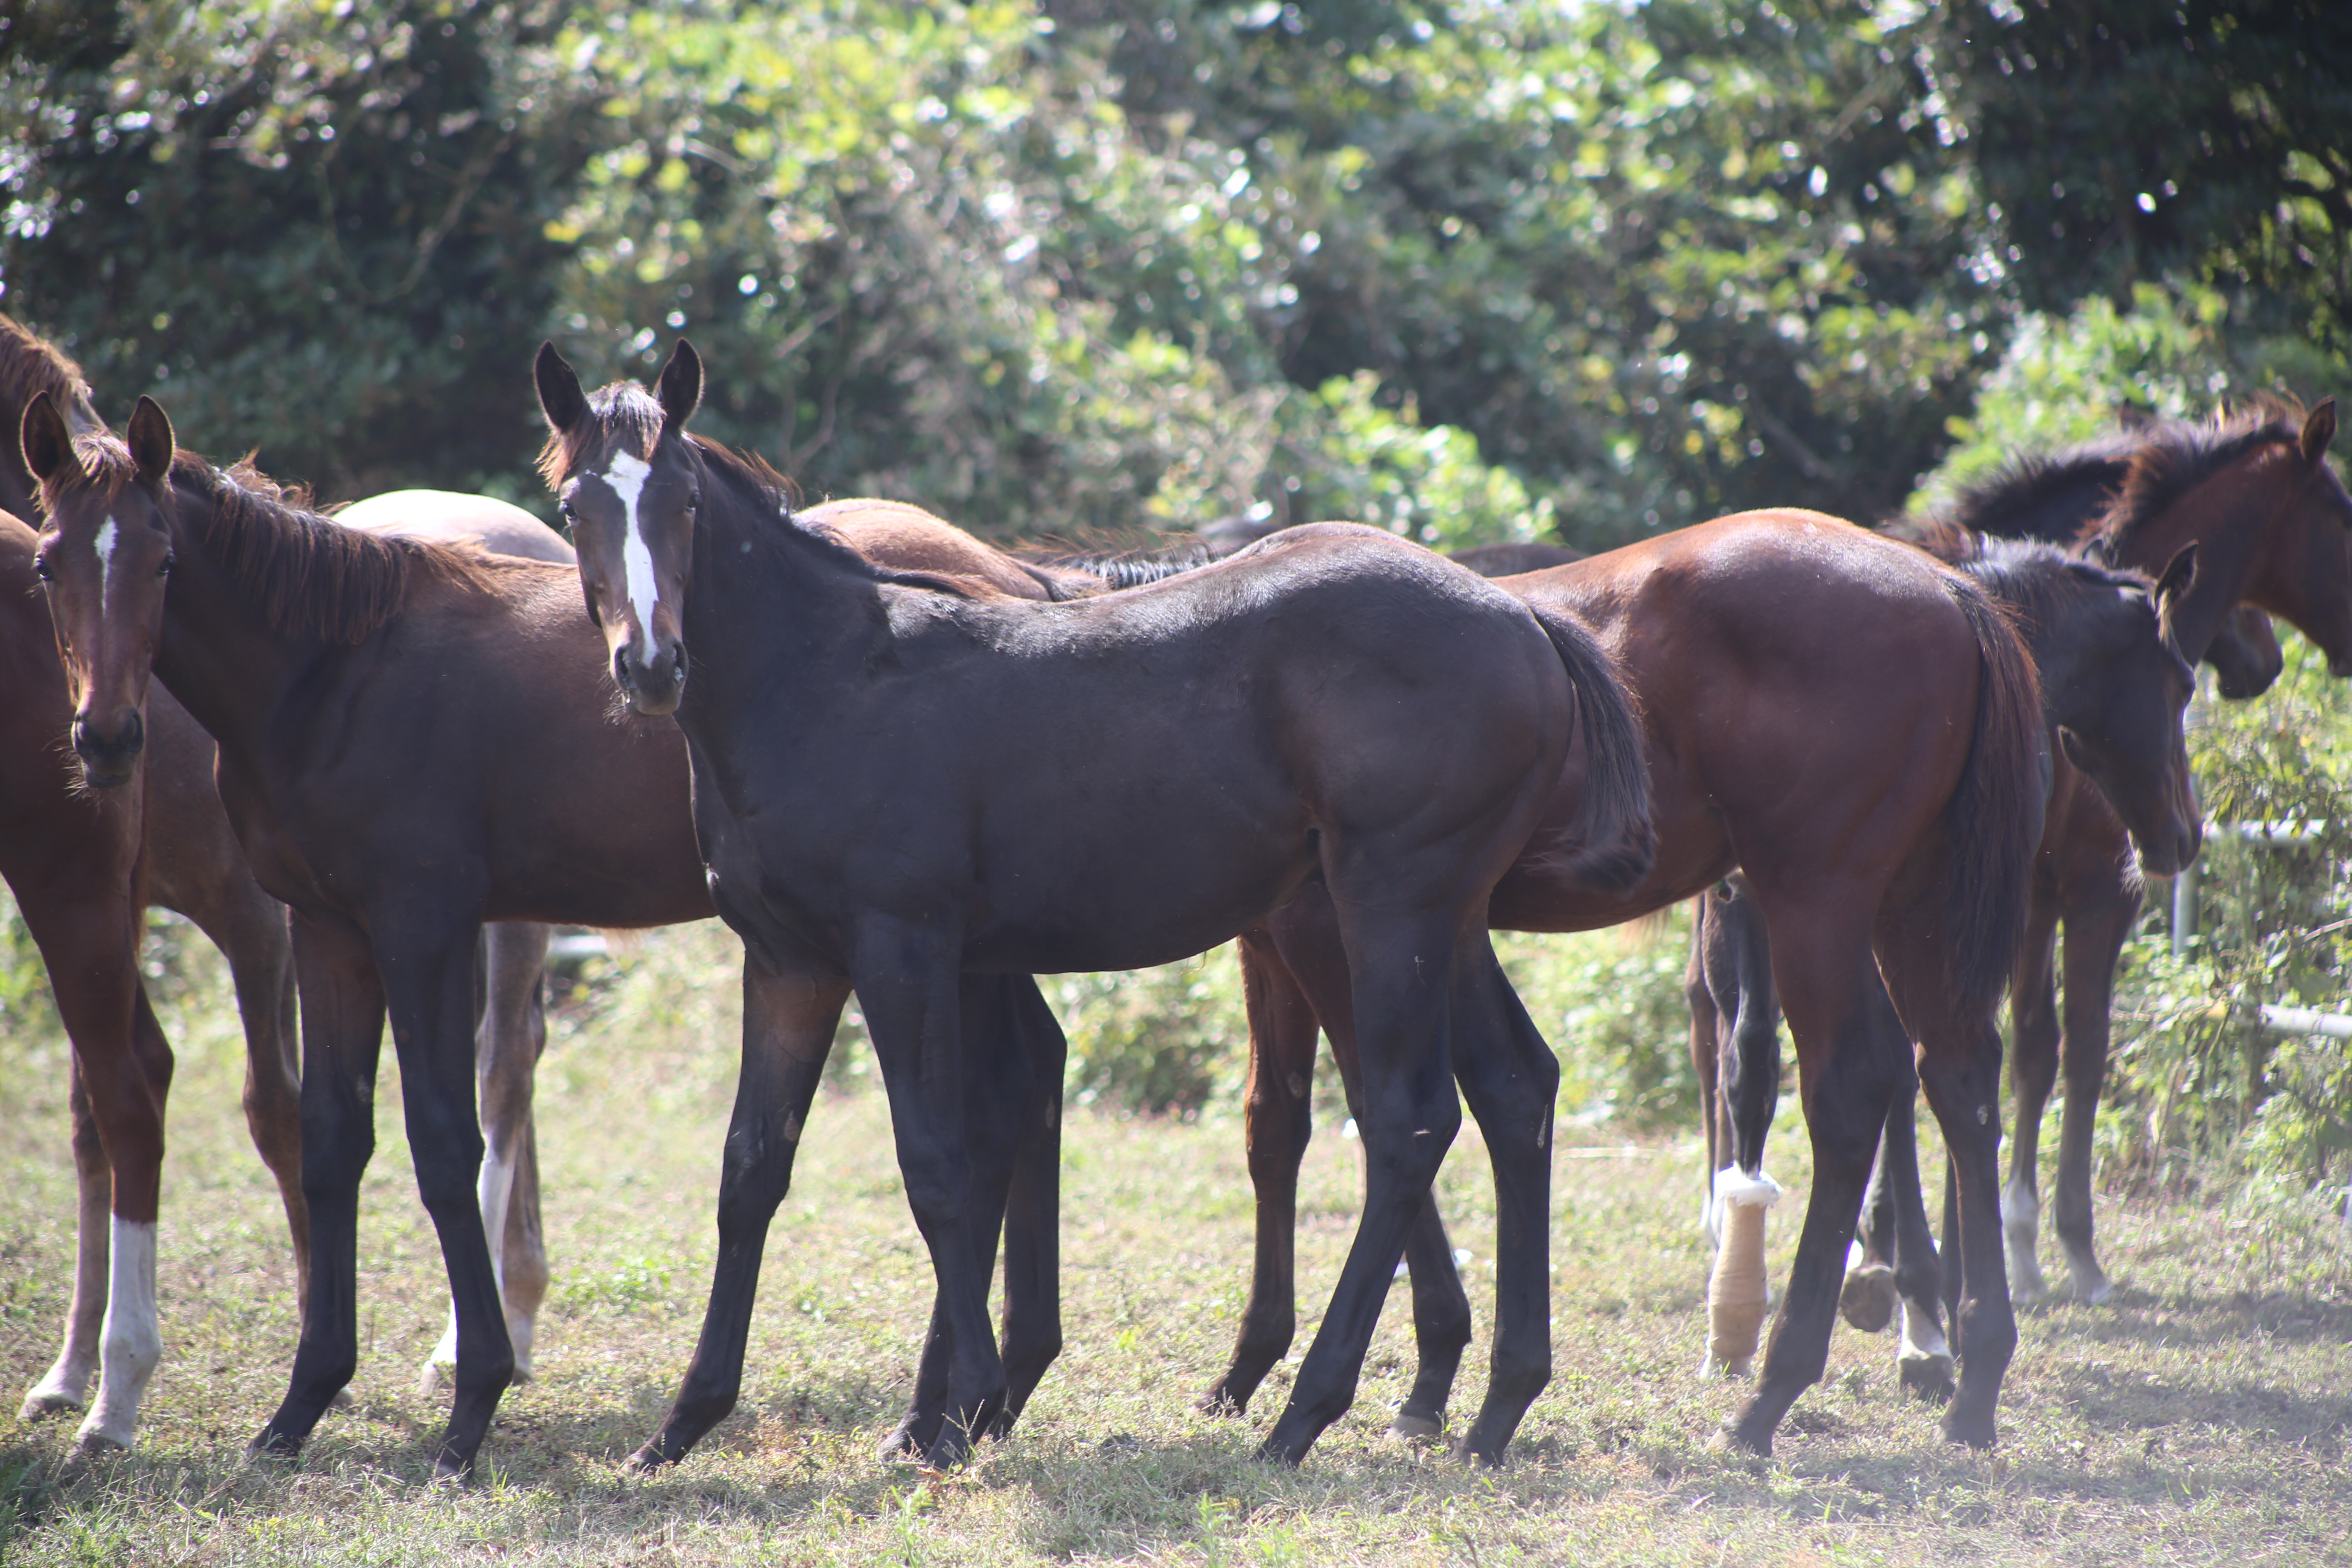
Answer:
[535,339,1653,1469]
[22,393,1069,1479]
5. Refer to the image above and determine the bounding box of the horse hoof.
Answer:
[330,1387,354,1411]
[1198,1385,1247,1419]
[72,1425,130,1456]
[1898,1352,1956,1405]
[18,1388,85,1422]
[1838,1263,1898,1334]
[621,1443,670,1476]
[1940,1409,1998,1450]
[1708,1423,1771,1459]
[1389,1410,1444,1442]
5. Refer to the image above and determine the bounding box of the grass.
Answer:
[1,916,2349,1564]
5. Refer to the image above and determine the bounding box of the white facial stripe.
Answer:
[94,516,120,607]
[596,451,659,652]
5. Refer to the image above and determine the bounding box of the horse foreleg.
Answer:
[633,955,845,1471]
[1447,937,1557,1465]
[255,909,385,1461]
[423,921,552,1396]
[2051,878,2136,1303]
[1702,878,1786,1379]
[22,1058,114,1422]
[2001,894,2063,1305]
[1203,926,1324,1417]
[1871,1091,1955,1400]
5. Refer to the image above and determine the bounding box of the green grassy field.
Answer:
[2,918,2349,1565]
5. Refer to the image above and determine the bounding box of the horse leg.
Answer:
[254,910,384,1459]
[13,872,174,1452]
[1688,894,1724,1250]
[631,956,846,1470]
[1447,937,1558,1464]
[1702,878,1786,1379]
[2051,882,2136,1303]
[1722,909,1905,1457]
[1260,903,1463,1467]
[1841,1118,1900,1335]
[851,924,1011,1470]
[993,974,1066,1431]
[20,1057,111,1421]
[882,974,1062,1457]
[1262,895,1474,1441]
[1202,925,1326,1417]
[1870,1090,1956,1400]
[422,921,552,1395]
[2000,895,2063,1305]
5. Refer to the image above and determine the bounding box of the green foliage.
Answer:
[1496,916,1702,1132]
[0,895,57,1042]
[1053,945,1249,1117]
[2106,638,2352,1188]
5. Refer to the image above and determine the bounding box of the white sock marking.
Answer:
[597,452,659,656]
[76,1218,160,1450]
[1898,1298,1951,1364]
[425,1146,518,1381]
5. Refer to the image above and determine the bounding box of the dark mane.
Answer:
[1922,523,2165,646]
[550,381,991,601]
[1022,544,1216,590]
[55,433,490,644]
[1939,435,2137,542]
[2090,396,2312,562]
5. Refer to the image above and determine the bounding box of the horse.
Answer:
[1208,508,2048,1456]
[0,317,310,1453]
[534,338,1653,1470]
[1690,530,2205,1387]
[20,391,1072,1479]
[1931,399,2351,1305]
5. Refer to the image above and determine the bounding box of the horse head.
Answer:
[20,391,176,788]
[2053,543,2203,878]
[535,339,703,715]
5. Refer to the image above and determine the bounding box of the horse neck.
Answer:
[150,482,324,762]
[677,477,889,722]
[2109,458,2289,664]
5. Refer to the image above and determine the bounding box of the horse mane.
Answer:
[1927,526,2159,641]
[1938,436,2137,541]
[2089,395,2314,562]
[0,313,96,425]
[1022,544,1217,591]
[53,432,492,644]
[546,381,997,601]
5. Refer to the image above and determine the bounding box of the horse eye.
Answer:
[158,554,176,577]
[559,501,576,522]
[33,555,52,581]
[686,492,700,514]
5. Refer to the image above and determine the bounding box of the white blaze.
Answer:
[75,1218,160,1450]
[599,451,659,653]
[94,516,120,607]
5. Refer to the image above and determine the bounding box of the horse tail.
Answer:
[1929,574,2046,1015]
[1523,601,1655,896]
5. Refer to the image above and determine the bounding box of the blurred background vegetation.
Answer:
[3,0,2351,1192]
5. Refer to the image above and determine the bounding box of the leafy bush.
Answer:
[1052,944,1250,1118]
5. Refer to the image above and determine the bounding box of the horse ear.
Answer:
[20,390,80,488]
[2302,397,2337,465]
[656,338,703,432]
[2113,400,2156,433]
[127,397,175,484]
[536,342,588,434]
[2155,541,2198,607]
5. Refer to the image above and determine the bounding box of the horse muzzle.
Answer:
[71,708,146,788]
[611,638,689,717]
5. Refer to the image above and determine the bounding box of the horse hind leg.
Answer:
[1202,923,1328,1418]
[424,922,551,1396]
[1869,1089,1957,1401]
